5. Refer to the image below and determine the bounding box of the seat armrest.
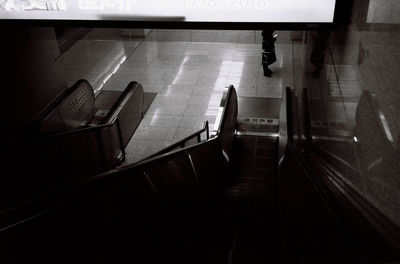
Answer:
[98,81,145,147]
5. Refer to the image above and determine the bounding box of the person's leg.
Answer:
[263,64,273,77]
[262,49,273,77]
[262,30,275,77]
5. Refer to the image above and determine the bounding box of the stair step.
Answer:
[235,130,278,137]
[234,167,275,176]
[237,117,279,133]
[226,190,273,200]
[235,177,268,183]
[234,135,278,147]
[233,145,276,157]
[228,186,269,193]
[237,97,281,118]
[227,132,279,264]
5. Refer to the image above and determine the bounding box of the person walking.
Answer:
[261,30,277,77]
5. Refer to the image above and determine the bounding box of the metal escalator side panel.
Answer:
[219,86,238,165]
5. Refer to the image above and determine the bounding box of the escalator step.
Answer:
[224,134,279,263]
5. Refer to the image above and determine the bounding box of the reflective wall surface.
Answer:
[297,0,400,227]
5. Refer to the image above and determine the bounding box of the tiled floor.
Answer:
[60,29,294,164]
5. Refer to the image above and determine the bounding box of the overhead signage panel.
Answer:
[0,0,336,23]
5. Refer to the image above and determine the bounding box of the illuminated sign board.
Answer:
[0,0,336,23]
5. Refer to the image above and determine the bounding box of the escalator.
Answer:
[1,86,400,264]
[281,87,400,263]
[0,85,238,264]
[226,135,279,264]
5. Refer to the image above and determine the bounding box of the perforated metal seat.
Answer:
[38,80,95,133]
[1,79,145,199]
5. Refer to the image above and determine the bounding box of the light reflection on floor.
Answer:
[60,29,293,164]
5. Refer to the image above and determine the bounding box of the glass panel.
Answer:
[293,1,400,227]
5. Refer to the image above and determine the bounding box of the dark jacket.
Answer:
[262,30,277,66]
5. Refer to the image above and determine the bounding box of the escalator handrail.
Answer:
[18,78,85,135]
[0,85,237,230]
[302,87,312,145]
[8,116,120,146]
[284,143,365,261]
[286,86,294,143]
[99,80,139,125]
[0,135,221,230]
[311,144,361,175]
[1,115,125,175]
[216,85,235,136]
[286,142,400,259]
[103,136,220,176]
[5,80,138,148]
[360,91,397,149]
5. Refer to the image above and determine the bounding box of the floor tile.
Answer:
[142,114,183,127]
[123,139,171,164]
[132,124,178,141]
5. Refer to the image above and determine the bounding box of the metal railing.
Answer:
[145,120,209,160]
[142,85,235,162]
[4,115,125,174]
